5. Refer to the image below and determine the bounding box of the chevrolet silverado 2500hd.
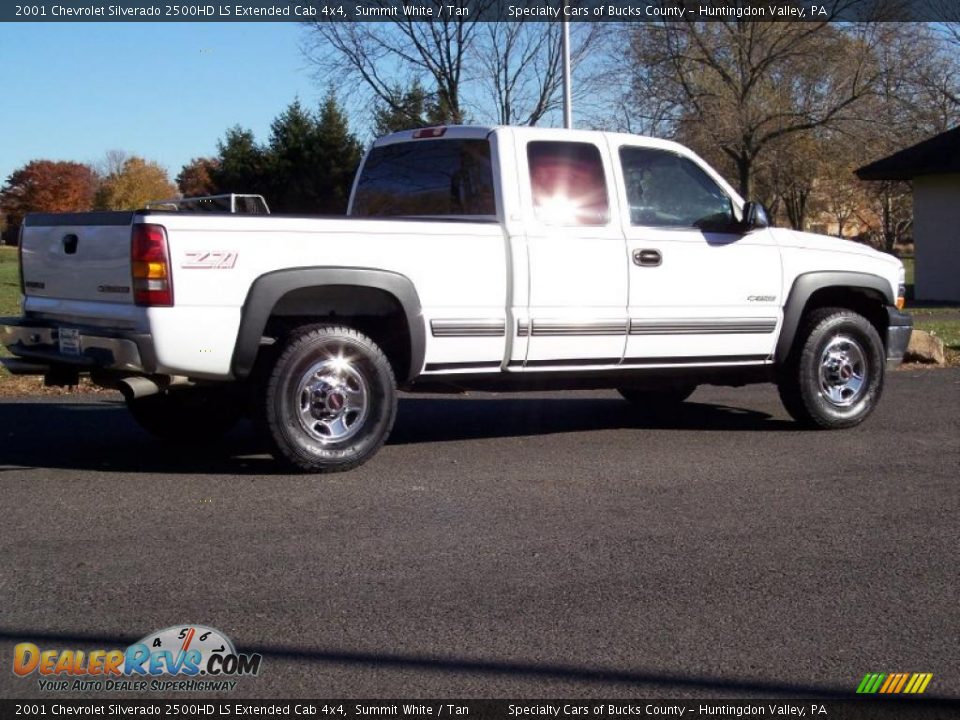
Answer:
[1,126,913,472]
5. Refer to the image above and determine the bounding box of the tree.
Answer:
[206,96,361,214]
[0,160,97,244]
[304,11,600,129]
[472,21,601,126]
[308,94,363,214]
[94,155,177,210]
[304,6,483,125]
[265,99,324,212]
[626,15,885,198]
[372,80,445,136]
[209,126,268,195]
[849,24,958,251]
[177,157,219,197]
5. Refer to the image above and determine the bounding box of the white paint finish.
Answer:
[146,306,241,377]
[13,126,909,383]
[776,229,901,302]
[622,230,783,359]
[607,138,782,359]
[511,128,629,364]
[20,223,133,303]
[422,306,507,365]
[159,217,508,371]
[913,175,960,302]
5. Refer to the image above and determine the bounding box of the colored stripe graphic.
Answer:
[857,672,932,694]
[893,673,909,693]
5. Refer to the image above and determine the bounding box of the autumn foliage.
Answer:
[94,156,177,212]
[0,161,97,244]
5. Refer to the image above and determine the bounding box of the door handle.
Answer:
[633,249,662,267]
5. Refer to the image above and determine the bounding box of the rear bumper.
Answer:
[885,307,913,369]
[0,316,153,374]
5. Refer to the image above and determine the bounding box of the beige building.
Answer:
[857,128,960,302]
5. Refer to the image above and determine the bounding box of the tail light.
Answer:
[412,126,447,139]
[131,223,173,306]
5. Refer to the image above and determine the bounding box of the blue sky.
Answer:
[0,23,326,183]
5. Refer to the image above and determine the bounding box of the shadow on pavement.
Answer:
[0,628,957,704]
[0,395,795,475]
[0,629,899,700]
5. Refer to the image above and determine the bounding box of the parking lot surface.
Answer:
[1,369,957,699]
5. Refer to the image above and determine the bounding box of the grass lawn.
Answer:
[898,254,960,361]
[0,246,19,317]
[909,306,960,351]
[0,246,20,381]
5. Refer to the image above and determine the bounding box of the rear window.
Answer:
[351,139,496,218]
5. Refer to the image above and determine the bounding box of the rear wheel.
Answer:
[777,307,884,429]
[618,384,696,409]
[260,325,397,473]
[126,386,244,443]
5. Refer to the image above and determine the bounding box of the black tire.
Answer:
[260,325,397,473]
[126,386,243,443]
[618,384,697,408]
[777,307,885,429]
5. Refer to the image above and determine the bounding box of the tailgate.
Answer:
[20,212,136,304]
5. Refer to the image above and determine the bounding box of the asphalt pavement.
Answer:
[0,369,957,700]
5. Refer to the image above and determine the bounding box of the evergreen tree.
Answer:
[207,96,361,214]
[372,80,450,137]
[266,99,324,213]
[312,92,363,214]
[210,126,268,195]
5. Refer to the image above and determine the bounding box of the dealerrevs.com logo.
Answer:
[13,625,262,692]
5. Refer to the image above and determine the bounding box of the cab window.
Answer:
[527,141,609,226]
[619,146,734,230]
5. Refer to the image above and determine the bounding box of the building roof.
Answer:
[856,126,960,181]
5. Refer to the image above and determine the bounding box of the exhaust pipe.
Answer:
[118,375,191,401]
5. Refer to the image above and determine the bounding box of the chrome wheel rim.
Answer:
[818,335,868,407]
[296,352,370,443]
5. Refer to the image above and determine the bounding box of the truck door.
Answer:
[512,134,628,368]
[611,142,782,366]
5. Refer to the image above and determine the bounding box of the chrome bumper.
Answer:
[0,317,150,374]
[885,307,913,369]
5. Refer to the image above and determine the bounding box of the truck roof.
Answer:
[373,124,699,157]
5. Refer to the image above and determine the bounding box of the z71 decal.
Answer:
[182,251,238,269]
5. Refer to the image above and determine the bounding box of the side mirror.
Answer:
[742,201,770,231]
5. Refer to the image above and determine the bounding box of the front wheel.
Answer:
[260,325,397,473]
[777,308,885,429]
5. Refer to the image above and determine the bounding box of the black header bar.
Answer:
[3,0,959,23]
[2,699,959,720]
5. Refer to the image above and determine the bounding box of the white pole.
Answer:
[562,10,572,129]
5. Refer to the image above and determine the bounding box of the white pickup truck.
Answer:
[2,126,912,472]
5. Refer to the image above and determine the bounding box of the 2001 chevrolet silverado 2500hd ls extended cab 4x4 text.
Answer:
[1,126,913,472]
